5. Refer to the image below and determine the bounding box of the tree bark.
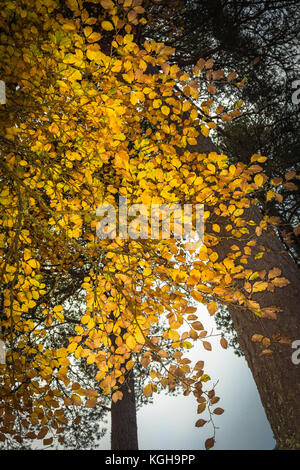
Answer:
[217,206,300,449]
[111,369,139,450]
[189,134,300,449]
[108,310,139,450]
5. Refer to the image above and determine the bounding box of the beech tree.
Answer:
[0,0,299,450]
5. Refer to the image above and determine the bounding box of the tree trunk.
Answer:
[217,206,300,449]
[189,134,300,449]
[111,369,138,450]
[109,315,138,450]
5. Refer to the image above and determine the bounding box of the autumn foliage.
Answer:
[0,0,292,449]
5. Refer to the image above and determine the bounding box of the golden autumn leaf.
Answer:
[191,321,204,331]
[126,335,137,350]
[205,437,215,450]
[213,407,224,415]
[252,281,268,293]
[112,391,123,403]
[71,394,82,406]
[101,21,114,31]
[203,341,212,351]
[161,105,170,116]
[254,174,264,187]
[207,301,217,316]
[143,383,154,397]
[100,0,114,8]
[195,419,207,427]
[271,277,290,288]
[85,398,98,408]
[251,334,264,342]
[197,402,206,414]
[43,437,53,446]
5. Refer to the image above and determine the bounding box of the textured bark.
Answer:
[108,311,138,450]
[111,369,138,450]
[216,207,300,449]
[189,134,300,449]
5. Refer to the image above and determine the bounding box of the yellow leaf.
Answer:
[130,93,138,105]
[112,391,123,403]
[207,301,217,316]
[28,259,40,269]
[87,353,96,364]
[71,394,82,406]
[66,0,79,12]
[122,71,134,83]
[252,281,268,293]
[81,315,90,324]
[251,334,263,342]
[126,335,136,350]
[68,342,78,353]
[143,383,154,397]
[100,0,114,9]
[197,402,206,414]
[161,105,170,116]
[101,21,114,31]
[48,123,59,135]
[190,109,198,120]
[251,154,267,163]
[88,32,101,43]
[168,330,180,342]
[53,305,63,313]
[200,374,210,382]
[153,99,162,109]
[114,151,129,170]
[85,398,97,408]
[201,125,209,137]
[254,174,264,187]
[191,290,203,302]
[271,277,290,288]
[84,26,93,37]
[86,45,103,62]
[268,267,281,279]
[57,348,68,358]
[143,267,152,277]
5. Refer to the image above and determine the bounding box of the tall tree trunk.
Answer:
[109,312,138,450]
[189,134,300,449]
[111,369,138,450]
[216,206,300,449]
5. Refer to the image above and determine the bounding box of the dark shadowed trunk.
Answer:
[111,369,138,450]
[109,311,138,450]
[190,134,300,449]
[216,206,300,449]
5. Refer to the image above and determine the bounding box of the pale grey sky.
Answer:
[99,305,275,450]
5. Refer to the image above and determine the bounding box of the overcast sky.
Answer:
[99,305,276,450]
